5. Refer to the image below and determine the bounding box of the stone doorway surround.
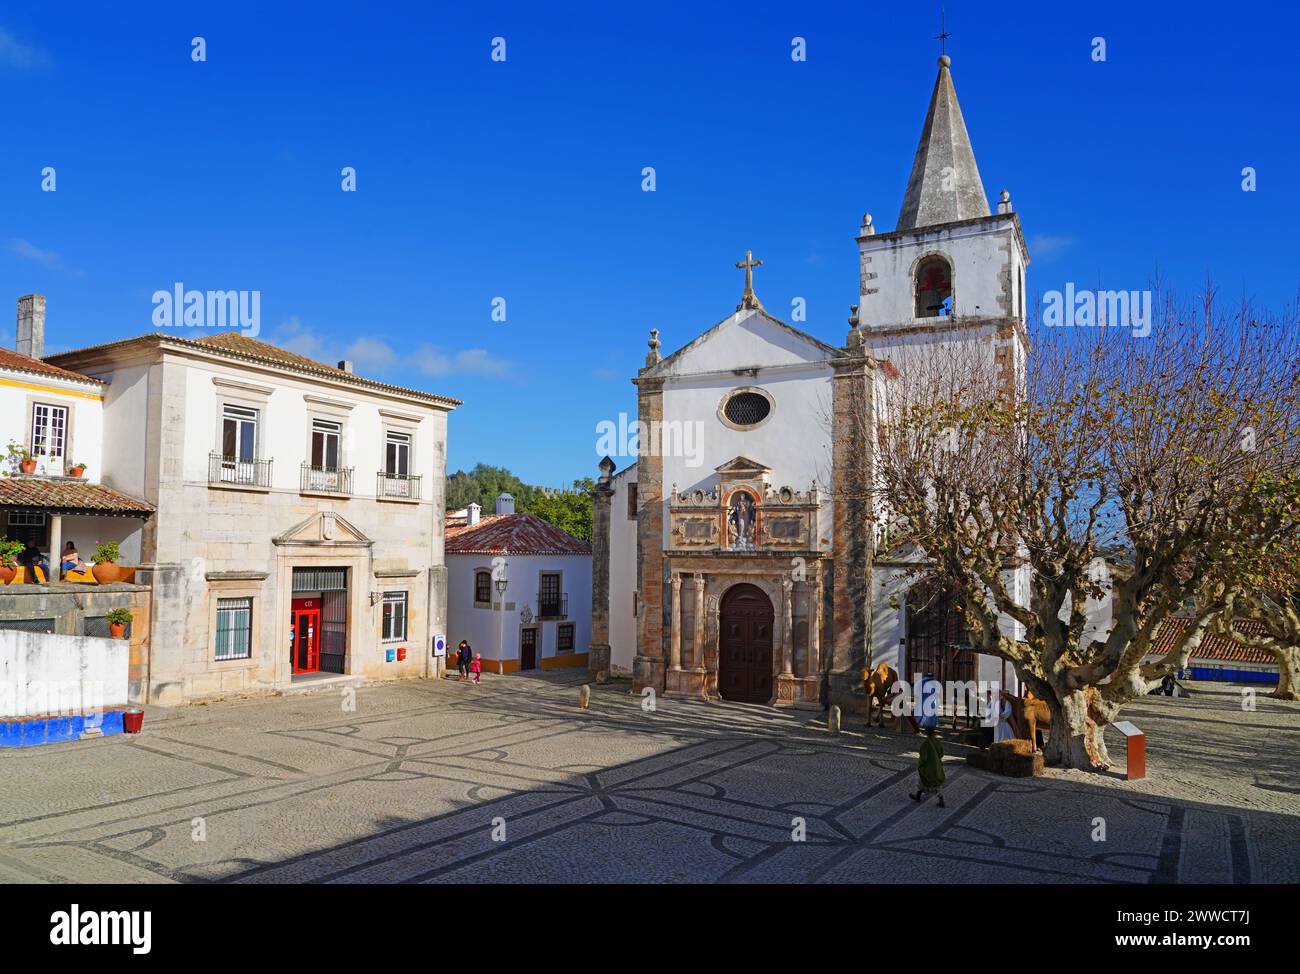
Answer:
[663,553,824,707]
[272,512,373,691]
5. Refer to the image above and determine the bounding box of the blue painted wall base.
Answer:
[0,709,127,747]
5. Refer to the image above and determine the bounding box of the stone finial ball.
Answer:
[939,54,951,67]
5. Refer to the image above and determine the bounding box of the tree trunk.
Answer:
[1272,646,1300,701]
[1042,686,1110,770]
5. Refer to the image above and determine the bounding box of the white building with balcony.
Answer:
[48,325,459,704]
[445,493,591,674]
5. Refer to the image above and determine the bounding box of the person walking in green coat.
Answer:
[909,726,947,807]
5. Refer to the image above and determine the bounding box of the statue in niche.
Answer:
[728,490,757,549]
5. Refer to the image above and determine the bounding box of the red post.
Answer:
[1114,720,1145,780]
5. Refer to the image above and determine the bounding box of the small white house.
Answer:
[0,295,154,571]
[445,493,591,673]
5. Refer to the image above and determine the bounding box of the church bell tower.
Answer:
[854,55,1029,384]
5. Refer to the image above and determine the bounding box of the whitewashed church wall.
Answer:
[871,566,911,672]
[655,312,834,377]
[658,367,834,502]
[866,322,1004,384]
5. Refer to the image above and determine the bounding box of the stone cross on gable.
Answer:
[735,249,766,311]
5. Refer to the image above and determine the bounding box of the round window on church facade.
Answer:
[719,388,774,430]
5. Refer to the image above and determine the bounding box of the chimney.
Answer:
[495,492,515,515]
[337,359,354,373]
[466,502,481,526]
[17,294,46,360]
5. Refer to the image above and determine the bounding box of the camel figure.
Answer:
[862,663,899,726]
[1006,689,1052,751]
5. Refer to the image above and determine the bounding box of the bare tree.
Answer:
[870,284,1300,770]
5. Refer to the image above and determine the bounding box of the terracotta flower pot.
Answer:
[0,566,13,585]
[69,466,86,478]
[109,621,127,639]
[19,459,36,475]
[92,560,122,584]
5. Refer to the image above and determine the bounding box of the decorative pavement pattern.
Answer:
[2,673,1297,883]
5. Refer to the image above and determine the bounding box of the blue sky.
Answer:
[3,1,1296,486]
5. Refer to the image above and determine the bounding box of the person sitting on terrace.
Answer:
[60,541,88,577]
[18,542,49,581]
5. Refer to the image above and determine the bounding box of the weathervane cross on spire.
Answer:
[935,6,951,56]
[735,249,766,311]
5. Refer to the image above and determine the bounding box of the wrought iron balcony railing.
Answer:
[536,593,568,620]
[210,453,273,488]
[377,471,422,500]
[301,463,353,495]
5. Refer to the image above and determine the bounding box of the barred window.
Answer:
[215,598,252,660]
[720,389,773,429]
[557,623,575,654]
[475,571,492,604]
[382,591,408,641]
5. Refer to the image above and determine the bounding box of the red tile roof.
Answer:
[445,513,590,556]
[0,477,155,515]
[46,332,460,408]
[1150,617,1276,665]
[0,347,102,386]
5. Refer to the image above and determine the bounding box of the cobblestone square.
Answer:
[2,674,1296,883]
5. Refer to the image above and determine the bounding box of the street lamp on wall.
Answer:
[495,562,509,676]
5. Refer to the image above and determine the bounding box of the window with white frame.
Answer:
[382,591,408,641]
[214,597,253,660]
[311,418,342,470]
[30,403,68,465]
[385,430,411,477]
[222,404,259,461]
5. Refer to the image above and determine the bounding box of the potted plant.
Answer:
[105,607,132,639]
[67,461,87,478]
[6,442,36,476]
[0,538,25,584]
[91,540,123,584]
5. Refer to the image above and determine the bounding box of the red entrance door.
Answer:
[291,597,321,674]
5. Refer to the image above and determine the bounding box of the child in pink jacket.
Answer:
[470,653,482,684]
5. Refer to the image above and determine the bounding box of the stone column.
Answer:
[587,457,615,683]
[829,332,879,708]
[48,514,63,581]
[693,573,706,671]
[632,368,667,693]
[781,576,794,676]
[669,573,682,671]
[810,563,823,678]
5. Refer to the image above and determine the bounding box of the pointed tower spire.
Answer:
[896,55,990,231]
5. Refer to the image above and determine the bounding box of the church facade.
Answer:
[588,55,1029,710]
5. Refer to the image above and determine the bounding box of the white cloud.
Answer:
[9,238,81,276]
[344,335,396,370]
[0,28,51,70]
[271,315,328,358]
[416,345,511,378]
[267,319,509,381]
[1029,234,1075,261]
